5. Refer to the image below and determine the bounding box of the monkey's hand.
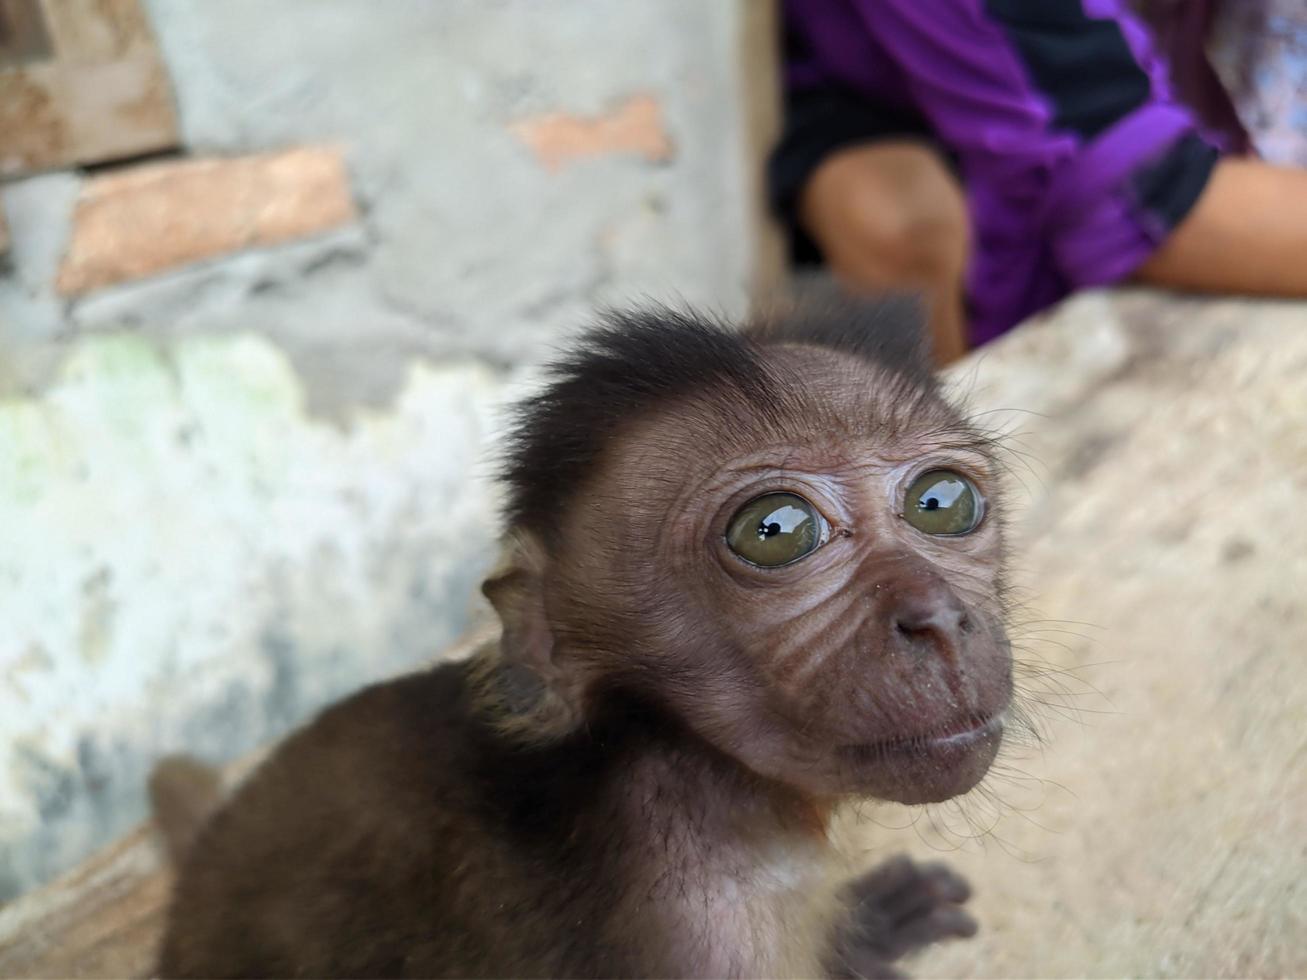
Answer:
[827,855,977,979]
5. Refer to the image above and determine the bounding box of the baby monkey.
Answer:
[156,302,1013,978]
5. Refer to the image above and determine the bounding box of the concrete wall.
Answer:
[0,0,774,900]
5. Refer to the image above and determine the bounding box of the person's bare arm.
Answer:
[1137,158,1307,296]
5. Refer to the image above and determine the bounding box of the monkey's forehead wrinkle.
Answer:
[758,344,940,421]
[615,428,996,503]
[753,350,987,467]
[500,305,959,544]
[624,351,986,477]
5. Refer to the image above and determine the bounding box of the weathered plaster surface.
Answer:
[0,174,80,346]
[0,0,761,898]
[4,1,755,384]
[128,0,754,364]
[0,334,509,900]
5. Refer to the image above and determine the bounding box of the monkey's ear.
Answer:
[478,534,583,739]
[481,532,554,672]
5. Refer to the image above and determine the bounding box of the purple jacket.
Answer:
[783,0,1228,342]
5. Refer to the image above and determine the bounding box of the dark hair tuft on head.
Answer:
[501,307,775,543]
[747,293,936,389]
[502,298,938,546]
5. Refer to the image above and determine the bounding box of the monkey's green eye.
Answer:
[903,470,983,536]
[726,493,824,567]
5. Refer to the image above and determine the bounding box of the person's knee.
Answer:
[880,182,968,281]
[836,164,968,282]
[801,145,969,285]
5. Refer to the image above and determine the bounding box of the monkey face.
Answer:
[701,454,1011,805]
[548,345,1013,805]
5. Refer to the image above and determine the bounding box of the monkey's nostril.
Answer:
[895,608,962,635]
[890,597,968,645]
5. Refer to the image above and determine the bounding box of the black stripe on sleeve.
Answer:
[984,0,1152,140]
[1130,131,1219,230]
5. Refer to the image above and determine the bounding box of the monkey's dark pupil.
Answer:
[923,497,940,511]
[727,495,820,566]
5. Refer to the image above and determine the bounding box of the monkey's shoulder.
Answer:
[270,657,607,825]
[214,659,491,839]
[162,659,568,976]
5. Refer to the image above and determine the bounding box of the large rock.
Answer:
[890,289,1307,977]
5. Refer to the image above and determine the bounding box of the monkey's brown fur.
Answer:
[156,302,1012,978]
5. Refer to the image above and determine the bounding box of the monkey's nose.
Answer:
[887,580,969,654]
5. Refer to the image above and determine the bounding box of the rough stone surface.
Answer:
[56,147,357,296]
[0,331,513,900]
[859,290,1307,978]
[0,825,168,979]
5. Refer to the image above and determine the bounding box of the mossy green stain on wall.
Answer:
[0,331,507,901]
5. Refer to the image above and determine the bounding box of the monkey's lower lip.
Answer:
[834,712,1004,803]
[839,712,1004,763]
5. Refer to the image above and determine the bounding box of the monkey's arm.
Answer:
[827,855,977,980]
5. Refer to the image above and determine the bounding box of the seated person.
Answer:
[771,0,1307,364]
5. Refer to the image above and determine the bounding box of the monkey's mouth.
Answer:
[840,711,1003,759]
[835,712,1005,803]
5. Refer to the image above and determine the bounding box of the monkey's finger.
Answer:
[874,862,973,928]
[888,903,979,954]
[917,860,972,904]
[848,854,918,903]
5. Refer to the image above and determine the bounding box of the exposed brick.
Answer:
[56,146,356,295]
[0,0,179,177]
[509,94,674,173]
